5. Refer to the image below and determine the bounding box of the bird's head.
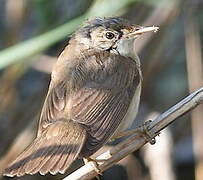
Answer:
[72,17,159,57]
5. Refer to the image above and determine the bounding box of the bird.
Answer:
[4,17,158,177]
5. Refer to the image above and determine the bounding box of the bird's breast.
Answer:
[116,81,142,134]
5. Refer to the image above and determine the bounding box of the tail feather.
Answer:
[4,121,86,177]
[59,141,79,174]
[25,139,57,174]
[39,144,67,175]
[49,145,71,174]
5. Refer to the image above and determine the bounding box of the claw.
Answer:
[110,120,158,145]
[83,157,102,176]
[141,120,157,145]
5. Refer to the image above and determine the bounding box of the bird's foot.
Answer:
[83,157,102,176]
[140,120,157,145]
[111,120,158,145]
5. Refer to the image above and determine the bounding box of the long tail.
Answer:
[4,120,86,177]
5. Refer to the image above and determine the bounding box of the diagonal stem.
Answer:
[64,87,203,180]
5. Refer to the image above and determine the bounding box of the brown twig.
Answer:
[64,87,203,180]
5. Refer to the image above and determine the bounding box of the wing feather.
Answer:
[39,51,140,157]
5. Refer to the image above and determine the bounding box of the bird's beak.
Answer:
[125,26,159,38]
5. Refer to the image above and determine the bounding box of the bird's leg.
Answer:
[140,120,157,144]
[111,120,157,145]
[83,157,102,176]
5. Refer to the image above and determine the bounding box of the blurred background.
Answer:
[0,0,203,180]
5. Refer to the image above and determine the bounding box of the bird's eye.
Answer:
[105,32,115,39]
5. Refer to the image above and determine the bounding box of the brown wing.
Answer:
[39,51,140,157]
[71,87,131,157]
[37,80,68,136]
